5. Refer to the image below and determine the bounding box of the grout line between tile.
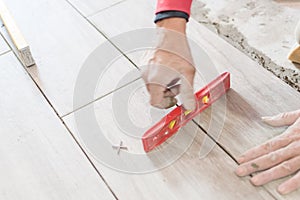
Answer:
[6,0,278,198]
[62,77,141,118]
[86,0,127,18]
[1,4,119,199]
[68,1,282,198]
[191,120,278,200]
[65,0,139,71]
[0,49,11,57]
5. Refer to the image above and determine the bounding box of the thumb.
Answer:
[180,70,196,111]
[262,109,300,127]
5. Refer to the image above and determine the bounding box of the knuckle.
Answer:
[280,161,293,172]
[182,65,195,77]
[269,152,279,163]
[279,112,289,120]
[262,142,272,152]
[187,66,196,74]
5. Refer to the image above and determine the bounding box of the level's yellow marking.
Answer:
[169,120,176,129]
[184,110,192,116]
[202,95,209,104]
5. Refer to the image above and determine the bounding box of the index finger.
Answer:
[237,135,294,164]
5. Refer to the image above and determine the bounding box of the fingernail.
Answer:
[235,167,245,176]
[237,156,245,163]
[250,176,260,186]
[278,185,288,195]
[261,116,271,121]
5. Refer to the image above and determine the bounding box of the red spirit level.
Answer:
[142,72,230,152]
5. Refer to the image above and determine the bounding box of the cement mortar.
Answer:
[191,0,300,91]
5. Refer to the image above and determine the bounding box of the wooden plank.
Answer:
[0,0,138,117]
[63,78,274,200]
[67,0,125,17]
[0,33,9,55]
[186,19,300,199]
[0,0,34,67]
[0,52,115,200]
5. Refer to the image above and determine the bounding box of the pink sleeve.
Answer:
[156,0,193,16]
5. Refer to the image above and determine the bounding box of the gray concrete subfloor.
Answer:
[191,0,300,91]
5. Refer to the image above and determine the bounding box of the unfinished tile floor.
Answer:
[0,0,300,199]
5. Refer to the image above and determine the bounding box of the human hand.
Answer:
[235,109,300,195]
[141,18,196,110]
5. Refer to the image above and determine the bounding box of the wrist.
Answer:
[156,17,186,34]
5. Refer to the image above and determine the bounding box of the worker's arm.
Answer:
[141,0,195,110]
